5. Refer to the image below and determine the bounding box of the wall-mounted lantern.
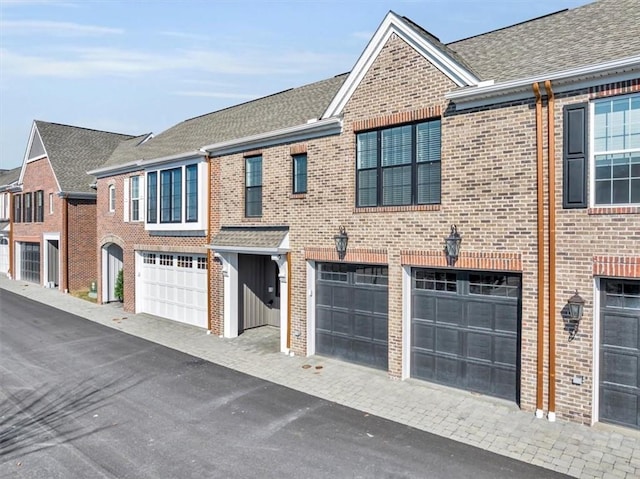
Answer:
[567,290,585,341]
[334,226,349,261]
[443,225,462,267]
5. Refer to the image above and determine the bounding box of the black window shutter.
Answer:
[563,102,588,209]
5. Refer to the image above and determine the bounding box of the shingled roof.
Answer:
[447,0,640,83]
[0,167,21,189]
[102,74,347,169]
[33,121,137,194]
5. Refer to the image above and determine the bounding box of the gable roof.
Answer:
[25,121,137,194]
[448,0,640,84]
[99,74,347,172]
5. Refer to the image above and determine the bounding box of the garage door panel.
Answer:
[437,297,464,326]
[315,263,388,370]
[603,313,638,349]
[435,356,460,383]
[493,368,517,399]
[494,336,517,365]
[412,321,434,352]
[412,352,435,379]
[466,301,493,330]
[467,332,492,362]
[413,295,435,321]
[466,362,493,393]
[435,326,460,356]
[601,389,639,426]
[495,304,519,333]
[602,351,638,388]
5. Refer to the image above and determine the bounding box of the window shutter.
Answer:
[123,178,129,222]
[563,102,588,209]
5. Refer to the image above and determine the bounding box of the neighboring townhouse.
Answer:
[11,121,137,293]
[0,167,21,275]
[205,0,640,430]
[89,75,346,332]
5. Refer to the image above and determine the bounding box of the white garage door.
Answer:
[0,237,8,274]
[137,251,208,328]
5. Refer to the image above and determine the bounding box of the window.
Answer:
[186,164,197,222]
[160,168,182,223]
[34,190,44,222]
[356,119,441,207]
[177,255,192,268]
[108,184,116,212]
[14,194,21,223]
[292,153,307,194]
[130,176,141,221]
[197,256,207,270]
[159,254,173,266]
[49,192,54,215]
[23,192,32,222]
[143,253,156,264]
[593,94,640,205]
[413,270,457,292]
[245,155,262,217]
[147,172,157,223]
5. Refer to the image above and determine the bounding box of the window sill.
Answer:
[588,206,640,215]
[289,193,307,200]
[354,204,441,214]
[242,217,262,222]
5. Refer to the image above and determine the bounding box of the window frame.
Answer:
[14,194,22,223]
[356,118,441,208]
[23,192,32,222]
[130,175,142,222]
[245,155,263,217]
[292,153,307,194]
[108,184,116,212]
[49,192,54,215]
[590,93,640,207]
[35,190,44,222]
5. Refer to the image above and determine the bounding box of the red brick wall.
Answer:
[67,198,97,292]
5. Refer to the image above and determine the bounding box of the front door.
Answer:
[105,244,123,302]
[46,240,59,287]
[238,254,280,332]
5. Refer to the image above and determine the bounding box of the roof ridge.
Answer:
[35,119,137,139]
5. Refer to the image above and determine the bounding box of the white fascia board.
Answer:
[201,117,342,156]
[88,159,144,178]
[89,150,206,178]
[322,11,479,119]
[207,245,290,255]
[58,191,97,199]
[447,56,640,110]
[138,150,206,168]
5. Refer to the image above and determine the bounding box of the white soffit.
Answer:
[322,11,480,119]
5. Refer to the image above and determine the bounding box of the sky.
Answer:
[0,0,592,170]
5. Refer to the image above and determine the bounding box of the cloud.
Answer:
[160,31,210,42]
[0,20,123,36]
[172,91,259,100]
[0,46,348,79]
[351,31,373,40]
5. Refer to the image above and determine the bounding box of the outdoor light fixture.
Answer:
[567,290,585,341]
[444,225,462,267]
[334,226,349,261]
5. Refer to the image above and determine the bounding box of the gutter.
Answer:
[532,82,545,420]
[57,191,97,200]
[207,245,290,256]
[88,150,206,178]
[201,117,342,156]
[447,56,640,109]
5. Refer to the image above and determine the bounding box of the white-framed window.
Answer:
[49,192,54,215]
[592,93,640,206]
[130,175,143,222]
[108,184,116,212]
[145,160,206,232]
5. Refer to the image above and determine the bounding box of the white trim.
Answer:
[401,265,412,380]
[108,184,116,212]
[209,245,290,255]
[123,177,129,222]
[322,11,479,119]
[88,151,205,177]
[592,276,601,426]
[272,254,290,355]
[447,57,640,110]
[135,251,143,313]
[43,232,61,290]
[201,117,342,156]
[215,252,239,339]
[306,261,316,357]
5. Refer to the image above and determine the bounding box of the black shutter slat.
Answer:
[563,102,588,209]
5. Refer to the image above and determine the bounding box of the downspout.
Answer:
[287,251,292,351]
[8,193,14,279]
[532,82,545,419]
[545,80,557,422]
[62,197,69,293]
[206,157,212,333]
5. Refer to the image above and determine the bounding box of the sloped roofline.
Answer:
[19,121,62,192]
[322,10,480,119]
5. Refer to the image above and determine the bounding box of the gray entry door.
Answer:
[599,279,640,429]
[411,269,521,402]
[106,244,123,302]
[238,255,279,332]
[315,263,388,370]
[47,240,59,287]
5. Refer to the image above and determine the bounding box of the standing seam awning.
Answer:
[209,226,289,255]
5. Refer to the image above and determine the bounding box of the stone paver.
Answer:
[3,276,640,479]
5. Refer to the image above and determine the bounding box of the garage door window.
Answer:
[355,265,388,285]
[318,263,349,282]
[605,281,640,309]
[143,253,156,264]
[469,273,520,298]
[414,270,457,292]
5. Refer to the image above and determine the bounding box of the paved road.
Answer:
[0,290,569,478]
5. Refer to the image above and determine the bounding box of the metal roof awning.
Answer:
[209,226,290,255]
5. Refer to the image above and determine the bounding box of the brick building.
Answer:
[0,167,20,275]
[11,121,137,293]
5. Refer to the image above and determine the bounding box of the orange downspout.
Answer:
[287,251,292,350]
[532,82,545,417]
[545,80,557,421]
[206,157,212,332]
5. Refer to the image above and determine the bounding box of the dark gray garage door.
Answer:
[599,279,640,429]
[20,242,40,284]
[316,263,388,370]
[411,269,521,401]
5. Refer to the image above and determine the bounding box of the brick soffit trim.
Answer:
[353,106,442,133]
[589,78,640,99]
[593,256,640,279]
[401,250,522,272]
